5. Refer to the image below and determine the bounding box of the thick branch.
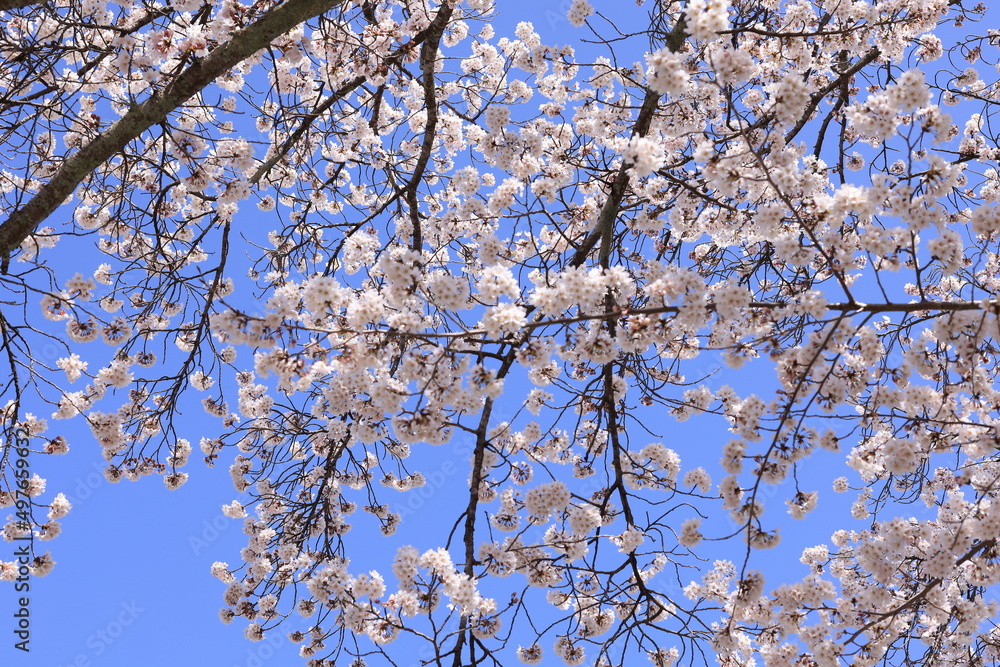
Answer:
[571,86,661,269]
[404,2,454,253]
[0,0,347,269]
[570,16,686,268]
[0,0,40,10]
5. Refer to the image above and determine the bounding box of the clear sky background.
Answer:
[1,1,995,666]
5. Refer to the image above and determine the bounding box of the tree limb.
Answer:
[570,16,686,269]
[0,0,41,11]
[0,0,347,270]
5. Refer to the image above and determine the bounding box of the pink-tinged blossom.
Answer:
[566,1,593,27]
[645,49,689,97]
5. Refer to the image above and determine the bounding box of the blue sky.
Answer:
[2,1,997,666]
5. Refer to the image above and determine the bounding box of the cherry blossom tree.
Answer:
[3,0,1000,664]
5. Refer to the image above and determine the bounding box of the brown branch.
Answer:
[570,16,686,269]
[0,0,348,270]
[0,0,41,10]
[784,46,882,144]
[248,77,365,187]
[403,2,454,253]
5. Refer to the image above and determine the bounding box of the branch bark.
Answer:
[570,16,686,269]
[404,2,454,253]
[0,0,41,11]
[0,0,347,270]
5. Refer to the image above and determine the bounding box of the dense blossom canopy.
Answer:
[2,0,1000,665]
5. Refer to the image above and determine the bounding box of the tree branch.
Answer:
[570,16,686,269]
[0,0,41,11]
[404,2,454,253]
[0,0,347,270]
